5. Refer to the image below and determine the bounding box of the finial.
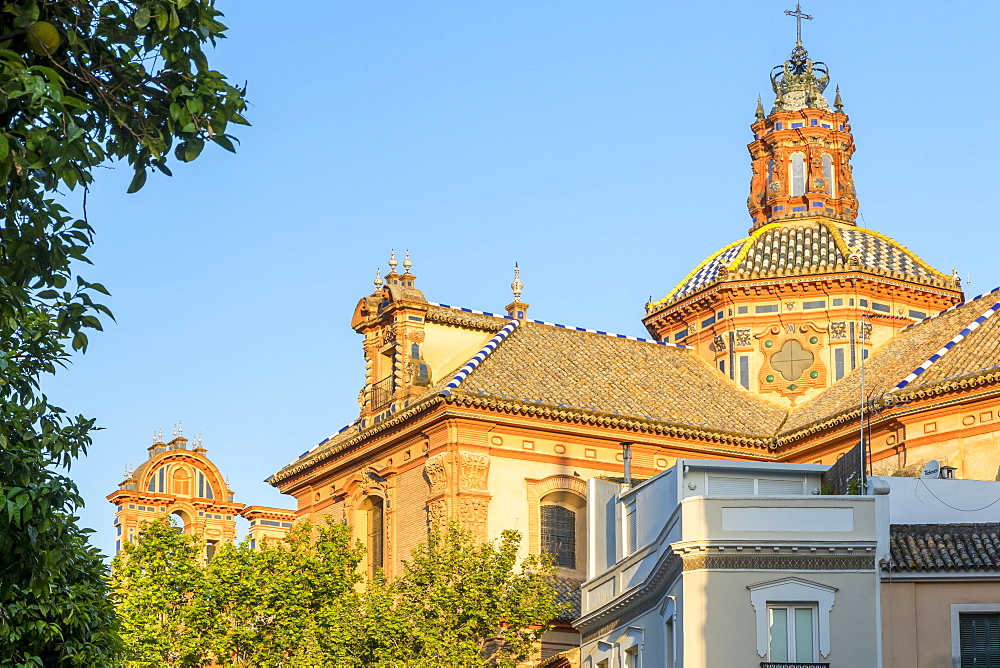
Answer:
[152,429,158,444]
[373,268,383,289]
[124,464,133,479]
[177,420,183,437]
[172,424,178,438]
[403,250,412,275]
[511,262,523,301]
[388,250,398,275]
[834,86,844,113]
[196,432,204,448]
[156,427,162,442]
[755,96,765,120]
[784,2,813,45]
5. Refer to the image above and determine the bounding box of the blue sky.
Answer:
[48,1,1000,558]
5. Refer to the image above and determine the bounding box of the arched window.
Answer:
[170,510,188,534]
[822,154,835,196]
[541,505,576,568]
[539,490,586,572]
[790,153,806,196]
[196,471,214,499]
[147,466,168,493]
[358,496,384,578]
[172,467,190,496]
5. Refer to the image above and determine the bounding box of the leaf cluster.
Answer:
[0,0,248,663]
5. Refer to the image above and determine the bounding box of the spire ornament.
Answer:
[784,1,813,45]
[388,250,398,275]
[834,86,844,113]
[511,263,523,301]
[755,96,765,120]
[373,268,383,289]
[403,250,412,275]
[505,263,529,320]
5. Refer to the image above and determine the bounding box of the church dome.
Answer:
[651,218,954,310]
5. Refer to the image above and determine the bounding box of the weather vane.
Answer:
[784,1,813,44]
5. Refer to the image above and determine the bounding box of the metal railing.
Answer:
[760,663,830,668]
[371,376,394,409]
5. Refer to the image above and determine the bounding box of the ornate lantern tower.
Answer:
[643,6,962,406]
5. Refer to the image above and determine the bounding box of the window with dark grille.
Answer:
[960,613,1000,667]
[541,504,576,568]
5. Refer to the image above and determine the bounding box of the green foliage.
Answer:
[0,0,248,662]
[364,523,564,667]
[110,517,205,667]
[112,520,564,667]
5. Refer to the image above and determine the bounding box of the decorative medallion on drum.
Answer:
[755,324,828,400]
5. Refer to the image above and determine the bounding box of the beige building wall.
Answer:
[881,580,1000,668]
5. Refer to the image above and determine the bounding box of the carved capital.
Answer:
[424,453,449,494]
[458,451,490,491]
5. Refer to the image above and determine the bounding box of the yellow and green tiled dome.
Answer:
[651,219,953,308]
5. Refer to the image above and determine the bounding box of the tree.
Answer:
[110,517,206,667]
[195,522,365,667]
[366,524,564,667]
[113,519,564,667]
[0,0,247,662]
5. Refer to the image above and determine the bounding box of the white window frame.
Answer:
[748,577,837,658]
[766,603,819,662]
[951,603,1000,668]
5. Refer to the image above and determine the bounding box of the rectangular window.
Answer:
[835,347,845,380]
[850,322,857,370]
[909,310,927,319]
[960,613,1000,666]
[872,302,891,313]
[625,502,637,555]
[755,304,779,314]
[740,355,750,390]
[719,360,725,373]
[666,618,675,666]
[810,119,818,126]
[860,299,869,307]
[738,306,749,314]
[803,300,826,310]
[768,605,817,662]
[833,298,844,306]
[541,504,577,569]
[717,311,724,320]
[674,329,688,341]
[791,122,803,129]
[729,332,736,380]
[623,646,638,668]
[701,315,716,328]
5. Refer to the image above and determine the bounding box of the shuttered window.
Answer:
[707,475,754,495]
[626,503,638,555]
[960,613,1000,667]
[758,478,805,495]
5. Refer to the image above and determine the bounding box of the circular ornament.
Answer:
[809,336,819,344]
[766,374,775,382]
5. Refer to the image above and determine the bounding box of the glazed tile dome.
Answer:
[653,219,953,308]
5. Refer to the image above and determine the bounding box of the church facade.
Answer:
[260,26,1000,662]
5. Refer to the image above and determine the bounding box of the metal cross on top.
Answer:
[784,1,813,44]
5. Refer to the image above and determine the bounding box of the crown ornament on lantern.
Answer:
[770,3,831,112]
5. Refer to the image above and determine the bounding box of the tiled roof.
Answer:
[453,321,787,438]
[897,296,1000,390]
[885,523,1000,572]
[654,219,950,308]
[552,576,583,620]
[425,305,507,330]
[780,294,999,437]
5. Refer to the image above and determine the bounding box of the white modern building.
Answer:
[575,459,1000,668]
